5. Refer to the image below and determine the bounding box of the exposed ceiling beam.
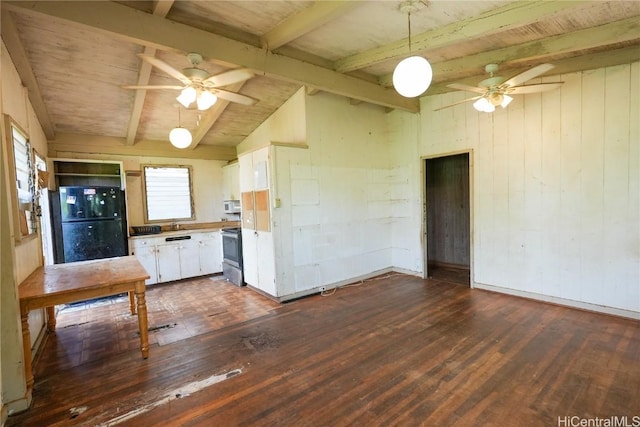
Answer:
[125,0,174,146]
[379,15,640,87]
[426,45,640,96]
[261,1,361,50]
[1,11,55,139]
[188,81,246,150]
[334,0,590,73]
[4,1,419,113]
[48,133,237,161]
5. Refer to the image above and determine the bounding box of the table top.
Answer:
[19,256,150,302]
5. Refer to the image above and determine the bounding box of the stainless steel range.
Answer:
[221,227,244,286]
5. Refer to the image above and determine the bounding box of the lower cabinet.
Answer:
[130,230,223,285]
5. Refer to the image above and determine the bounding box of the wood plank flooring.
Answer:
[8,272,639,426]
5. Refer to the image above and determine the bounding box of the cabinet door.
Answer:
[222,163,240,200]
[178,239,201,279]
[156,243,181,282]
[199,232,222,275]
[130,238,158,285]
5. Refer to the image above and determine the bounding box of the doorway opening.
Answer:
[425,153,471,286]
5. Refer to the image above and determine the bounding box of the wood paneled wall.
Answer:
[419,62,639,315]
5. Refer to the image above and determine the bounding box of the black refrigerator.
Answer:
[51,186,128,263]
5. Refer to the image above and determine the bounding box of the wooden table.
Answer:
[19,256,150,391]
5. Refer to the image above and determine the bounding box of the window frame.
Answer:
[141,164,195,224]
[3,114,37,242]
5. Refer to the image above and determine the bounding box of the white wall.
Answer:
[413,62,639,316]
[290,91,397,289]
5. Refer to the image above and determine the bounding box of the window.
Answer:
[143,165,194,222]
[4,115,36,238]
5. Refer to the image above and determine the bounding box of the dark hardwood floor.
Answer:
[8,273,639,426]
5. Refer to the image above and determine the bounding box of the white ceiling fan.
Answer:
[435,63,563,112]
[122,52,257,110]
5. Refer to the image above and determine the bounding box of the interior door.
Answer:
[425,153,470,285]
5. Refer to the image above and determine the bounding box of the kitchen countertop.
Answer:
[128,221,240,239]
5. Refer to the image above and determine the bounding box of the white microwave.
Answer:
[224,199,241,214]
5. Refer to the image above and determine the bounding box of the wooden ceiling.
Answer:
[2,1,639,160]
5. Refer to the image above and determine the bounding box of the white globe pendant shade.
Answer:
[392,56,433,98]
[169,127,192,149]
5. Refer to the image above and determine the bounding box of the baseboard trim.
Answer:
[474,282,640,320]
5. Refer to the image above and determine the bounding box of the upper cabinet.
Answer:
[222,161,240,201]
[53,159,124,189]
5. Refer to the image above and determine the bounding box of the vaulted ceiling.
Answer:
[2,1,639,160]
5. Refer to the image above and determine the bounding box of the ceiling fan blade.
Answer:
[508,82,564,94]
[502,63,555,88]
[121,85,184,90]
[137,54,191,85]
[203,68,254,87]
[211,89,257,106]
[433,96,482,111]
[447,83,486,94]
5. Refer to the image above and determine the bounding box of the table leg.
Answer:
[129,291,136,315]
[20,305,35,391]
[46,306,56,331]
[134,282,149,359]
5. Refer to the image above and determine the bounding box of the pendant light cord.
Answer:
[408,11,412,55]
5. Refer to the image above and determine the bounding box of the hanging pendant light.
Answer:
[393,1,432,98]
[169,107,192,149]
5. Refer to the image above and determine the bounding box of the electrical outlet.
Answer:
[319,286,326,292]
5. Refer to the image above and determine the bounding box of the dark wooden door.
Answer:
[425,154,470,273]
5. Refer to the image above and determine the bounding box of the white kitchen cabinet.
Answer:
[130,238,158,285]
[178,238,201,278]
[199,231,222,275]
[222,162,240,201]
[156,242,182,283]
[129,230,223,284]
[239,147,276,295]
[238,144,313,301]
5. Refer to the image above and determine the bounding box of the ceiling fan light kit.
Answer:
[122,52,257,112]
[176,86,218,110]
[176,87,197,108]
[437,63,563,113]
[392,0,432,98]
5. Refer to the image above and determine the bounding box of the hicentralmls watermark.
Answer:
[557,416,640,427]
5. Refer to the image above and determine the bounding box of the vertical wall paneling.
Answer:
[420,62,639,316]
[522,90,543,294]
[474,108,495,284]
[559,73,583,301]
[492,109,510,287]
[539,73,563,299]
[579,69,606,305]
[627,62,640,310]
[602,65,632,310]
[506,93,526,290]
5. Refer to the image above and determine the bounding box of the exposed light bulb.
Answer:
[500,94,513,108]
[197,91,218,110]
[176,87,197,108]
[473,97,495,113]
[169,127,192,149]
[392,56,433,98]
